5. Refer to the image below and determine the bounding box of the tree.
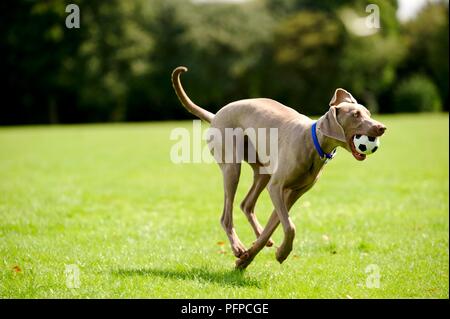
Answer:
[400,1,449,109]
[0,0,85,124]
[261,11,345,114]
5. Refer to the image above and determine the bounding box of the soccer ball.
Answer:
[353,134,380,155]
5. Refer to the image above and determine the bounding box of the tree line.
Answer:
[1,0,448,124]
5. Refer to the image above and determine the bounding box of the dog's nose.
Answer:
[376,124,386,136]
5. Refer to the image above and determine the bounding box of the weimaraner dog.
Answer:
[171,66,386,269]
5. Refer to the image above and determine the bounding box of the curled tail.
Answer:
[171,66,214,123]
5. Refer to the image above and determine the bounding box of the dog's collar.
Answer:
[312,122,336,162]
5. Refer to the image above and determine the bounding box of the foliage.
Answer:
[0,0,448,124]
[393,74,442,113]
[400,1,449,109]
[260,10,345,114]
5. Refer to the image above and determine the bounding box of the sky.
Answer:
[192,0,437,22]
[396,0,430,21]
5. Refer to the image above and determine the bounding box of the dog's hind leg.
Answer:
[240,163,274,247]
[220,163,247,258]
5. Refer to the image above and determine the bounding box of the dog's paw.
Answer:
[232,244,247,258]
[252,238,274,248]
[235,253,252,270]
[266,238,275,247]
[275,247,290,264]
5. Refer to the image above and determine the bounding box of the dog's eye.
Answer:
[353,111,360,118]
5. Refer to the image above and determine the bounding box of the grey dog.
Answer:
[172,66,386,269]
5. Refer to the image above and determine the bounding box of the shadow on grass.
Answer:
[113,266,261,288]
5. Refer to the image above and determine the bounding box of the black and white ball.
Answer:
[353,135,380,155]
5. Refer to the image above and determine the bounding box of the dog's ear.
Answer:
[329,88,357,106]
[317,106,347,142]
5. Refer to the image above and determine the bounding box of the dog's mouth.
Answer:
[349,135,366,161]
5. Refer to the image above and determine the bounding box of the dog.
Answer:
[171,66,386,269]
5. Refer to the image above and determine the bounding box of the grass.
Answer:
[0,113,448,298]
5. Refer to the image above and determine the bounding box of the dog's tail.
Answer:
[171,66,214,123]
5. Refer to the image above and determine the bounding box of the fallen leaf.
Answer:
[12,265,21,273]
[322,234,329,241]
[217,241,225,246]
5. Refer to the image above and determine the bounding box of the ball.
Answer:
[353,134,380,155]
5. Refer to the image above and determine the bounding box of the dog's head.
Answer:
[318,88,386,161]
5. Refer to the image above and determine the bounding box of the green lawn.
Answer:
[0,114,448,298]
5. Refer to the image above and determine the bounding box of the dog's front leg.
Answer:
[235,187,301,269]
[268,182,296,264]
[235,210,280,269]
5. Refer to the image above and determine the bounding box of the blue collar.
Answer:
[311,122,336,161]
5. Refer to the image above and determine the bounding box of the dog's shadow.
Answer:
[113,266,261,288]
